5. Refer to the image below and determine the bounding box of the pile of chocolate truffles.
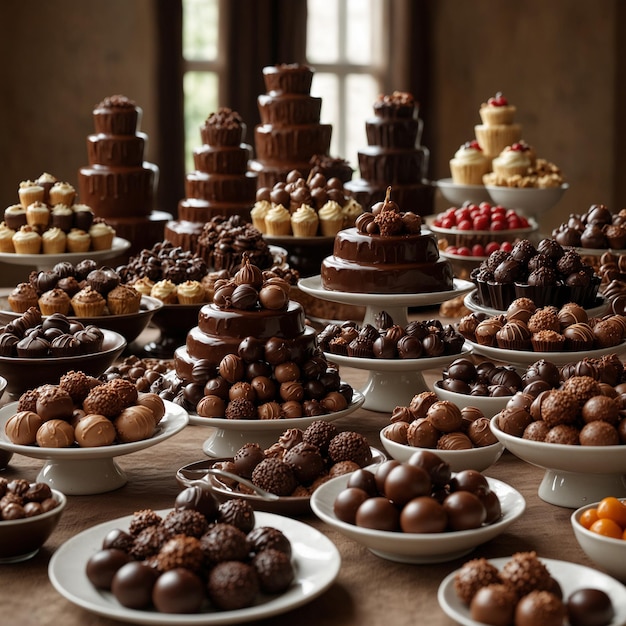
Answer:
[213,420,373,497]
[0,309,104,358]
[333,451,501,533]
[438,358,523,397]
[552,203,626,249]
[4,372,165,448]
[318,311,465,360]
[454,552,614,626]
[384,392,498,451]
[0,479,60,520]
[86,486,295,613]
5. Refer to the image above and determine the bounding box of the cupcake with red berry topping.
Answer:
[449,140,491,186]
[492,142,534,178]
[479,92,517,125]
[474,92,522,159]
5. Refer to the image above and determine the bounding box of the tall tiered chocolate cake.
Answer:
[164,108,258,253]
[248,64,332,189]
[344,91,434,216]
[77,94,170,255]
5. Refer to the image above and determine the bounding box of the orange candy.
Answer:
[579,508,599,530]
[590,517,623,540]
[596,496,626,528]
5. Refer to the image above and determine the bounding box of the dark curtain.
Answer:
[219,0,308,129]
[155,1,185,217]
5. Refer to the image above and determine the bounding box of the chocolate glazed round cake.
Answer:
[321,189,454,294]
[174,259,317,382]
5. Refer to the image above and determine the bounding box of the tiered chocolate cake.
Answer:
[248,64,332,189]
[164,108,258,253]
[77,95,170,255]
[321,189,453,294]
[344,91,434,216]
[174,259,318,383]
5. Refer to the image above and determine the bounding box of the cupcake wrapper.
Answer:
[514,283,563,309]
[487,281,515,312]
[495,338,532,351]
[563,339,594,352]
[531,339,564,352]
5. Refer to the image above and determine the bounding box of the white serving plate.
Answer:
[438,557,626,626]
[48,510,340,625]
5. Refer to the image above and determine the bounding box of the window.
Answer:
[182,0,220,172]
[181,0,387,171]
[306,0,387,168]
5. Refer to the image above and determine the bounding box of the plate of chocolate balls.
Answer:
[438,553,626,626]
[48,495,341,623]
[310,451,525,564]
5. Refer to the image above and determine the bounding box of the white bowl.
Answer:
[380,427,504,473]
[491,415,626,508]
[433,381,512,420]
[571,501,626,582]
[435,178,492,205]
[485,183,569,218]
[311,471,525,563]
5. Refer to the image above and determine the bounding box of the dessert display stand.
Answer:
[0,401,188,495]
[298,276,473,412]
[0,237,131,272]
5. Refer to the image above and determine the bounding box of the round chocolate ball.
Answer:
[111,561,159,609]
[407,449,451,487]
[446,358,477,382]
[373,460,401,495]
[400,496,447,533]
[86,549,131,590]
[152,568,205,614]
[443,491,486,531]
[384,463,432,506]
[355,496,400,531]
[567,588,615,626]
[333,487,370,524]
[347,468,378,496]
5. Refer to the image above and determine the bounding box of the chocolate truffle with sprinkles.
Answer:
[500,551,553,598]
[200,523,249,563]
[251,458,297,496]
[252,548,294,594]
[156,535,204,573]
[328,431,372,466]
[454,557,502,605]
[129,525,171,560]
[128,509,162,536]
[208,561,259,611]
[162,508,208,538]
[302,419,338,453]
[217,499,255,533]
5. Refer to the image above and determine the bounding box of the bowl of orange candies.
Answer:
[571,496,626,582]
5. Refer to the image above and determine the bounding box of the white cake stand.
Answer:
[0,400,189,495]
[298,276,474,329]
[0,237,131,272]
[189,391,364,458]
[325,345,472,413]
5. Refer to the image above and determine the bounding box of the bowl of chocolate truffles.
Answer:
[434,357,524,419]
[310,450,525,564]
[0,308,126,399]
[0,480,66,563]
[0,261,163,346]
[491,366,626,508]
[469,238,600,312]
[571,498,626,582]
[380,392,504,473]
[177,420,386,516]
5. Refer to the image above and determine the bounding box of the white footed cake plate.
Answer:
[298,276,474,329]
[0,236,131,271]
[0,400,189,495]
[189,391,365,457]
[324,345,472,413]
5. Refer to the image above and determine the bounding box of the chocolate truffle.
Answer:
[579,420,620,446]
[35,419,74,447]
[454,558,502,605]
[283,441,325,484]
[247,526,292,557]
[327,431,372,466]
[86,548,131,590]
[251,458,297,496]
[217,499,255,533]
[233,443,265,478]
[4,411,42,445]
[500,551,552,598]
[152,568,205,614]
[74,413,116,447]
[515,590,566,626]
[426,400,463,433]
[200,522,249,563]
[567,588,615,626]
[407,418,440,448]
[113,406,155,443]
[468,417,498,447]
[207,561,259,611]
